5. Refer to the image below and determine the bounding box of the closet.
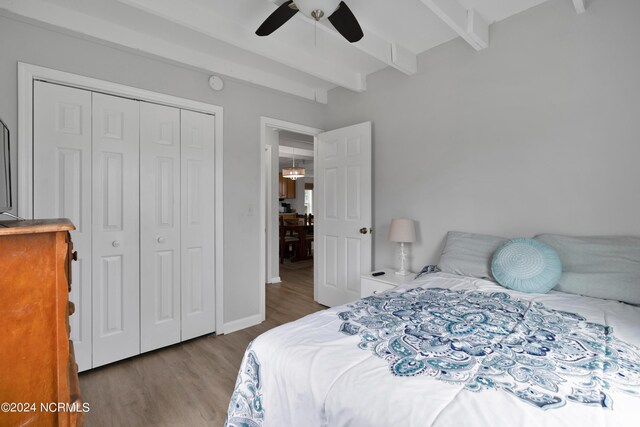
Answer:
[33,81,216,371]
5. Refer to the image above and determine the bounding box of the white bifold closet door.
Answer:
[33,81,93,372]
[32,81,216,370]
[139,106,216,347]
[180,110,215,340]
[140,103,182,352]
[91,93,141,368]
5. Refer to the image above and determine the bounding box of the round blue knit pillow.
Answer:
[491,238,562,293]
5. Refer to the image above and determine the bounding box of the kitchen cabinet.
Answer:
[279,172,297,199]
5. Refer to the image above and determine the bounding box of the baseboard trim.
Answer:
[223,314,263,334]
[268,277,282,284]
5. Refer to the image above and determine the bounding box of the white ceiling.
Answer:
[280,131,314,174]
[280,130,315,145]
[0,0,582,103]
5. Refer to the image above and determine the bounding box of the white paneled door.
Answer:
[140,102,182,352]
[33,81,93,371]
[180,110,216,340]
[316,122,372,307]
[31,80,218,370]
[91,93,141,367]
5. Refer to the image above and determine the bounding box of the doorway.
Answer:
[259,117,322,321]
[260,118,373,320]
[278,132,315,270]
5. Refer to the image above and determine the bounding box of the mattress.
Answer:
[226,273,640,427]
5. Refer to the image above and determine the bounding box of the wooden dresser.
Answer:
[0,219,83,426]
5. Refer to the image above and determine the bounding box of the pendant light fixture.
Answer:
[282,147,305,180]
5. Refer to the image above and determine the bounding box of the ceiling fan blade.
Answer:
[327,2,364,43]
[256,0,299,36]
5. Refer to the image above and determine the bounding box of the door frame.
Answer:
[259,117,322,321]
[17,62,225,334]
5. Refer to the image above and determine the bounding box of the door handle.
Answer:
[359,227,368,235]
[112,240,120,248]
[157,236,166,244]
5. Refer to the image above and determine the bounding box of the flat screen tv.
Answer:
[0,118,12,214]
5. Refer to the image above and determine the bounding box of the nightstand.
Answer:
[361,268,416,298]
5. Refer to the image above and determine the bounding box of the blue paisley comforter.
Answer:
[226,273,640,427]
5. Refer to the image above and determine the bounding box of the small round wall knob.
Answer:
[112,241,120,248]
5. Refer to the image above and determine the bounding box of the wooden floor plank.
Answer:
[79,262,323,426]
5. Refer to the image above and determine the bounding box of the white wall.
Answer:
[0,14,327,327]
[283,163,313,214]
[327,0,640,273]
[298,176,314,214]
[3,0,639,329]
[279,134,314,213]
[292,178,304,213]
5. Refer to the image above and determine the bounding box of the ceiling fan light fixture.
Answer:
[294,0,341,21]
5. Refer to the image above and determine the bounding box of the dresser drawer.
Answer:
[360,278,397,298]
[0,220,80,426]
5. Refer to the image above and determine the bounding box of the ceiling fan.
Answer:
[256,0,364,43]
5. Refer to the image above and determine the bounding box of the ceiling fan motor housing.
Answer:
[294,0,341,21]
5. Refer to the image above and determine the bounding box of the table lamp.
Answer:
[388,218,416,276]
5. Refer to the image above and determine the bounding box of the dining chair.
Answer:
[304,214,314,256]
[280,225,300,263]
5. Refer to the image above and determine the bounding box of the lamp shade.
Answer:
[282,166,305,180]
[388,218,416,243]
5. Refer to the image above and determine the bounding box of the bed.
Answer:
[226,234,640,427]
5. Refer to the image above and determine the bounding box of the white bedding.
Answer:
[226,273,640,427]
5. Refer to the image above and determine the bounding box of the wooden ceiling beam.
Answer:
[418,0,489,51]
[0,0,330,102]
[266,0,417,75]
[118,0,366,92]
[572,0,586,14]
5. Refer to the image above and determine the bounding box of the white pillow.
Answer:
[438,231,508,281]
